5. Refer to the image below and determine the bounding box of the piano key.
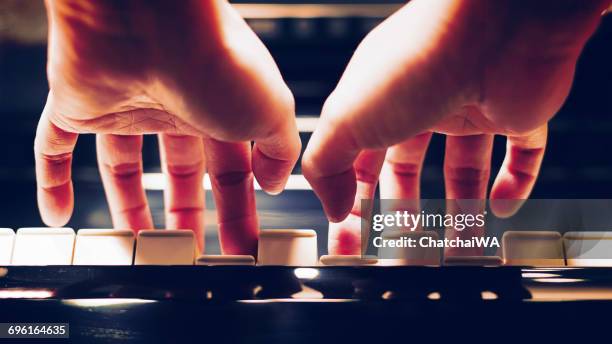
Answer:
[257,229,317,266]
[502,231,565,266]
[319,255,378,266]
[564,231,612,266]
[377,230,441,266]
[73,229,135,265]
[444,256,502,266]
[134,230,195,265]
[196,255,255,266]
[11,228,75,265]
[0,228,14,265]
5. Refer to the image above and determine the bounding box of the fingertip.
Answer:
[252,144,296,195]
[37,183,74,227]
[489,198,525,218]
[308,168,356,224]
[328,213,362,255]
[490,178,526,218]
[218,216,259,256]
[326,208,352,223]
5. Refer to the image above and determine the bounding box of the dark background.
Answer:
[0,1,611,253]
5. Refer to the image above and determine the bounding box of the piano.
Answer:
[2,225,612,342]
[1,1,612,343]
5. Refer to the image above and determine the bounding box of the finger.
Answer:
[159,134,206,250]
[444,134,494,199]
[490,125,547,217]
[328,150,386,255]
[205,138,258,256]
[97,134,153,232]
[444,134,493,257]
[252,116,301,195]
[34,107,78,227]
[379,132,432,199]
[302,117,361,223]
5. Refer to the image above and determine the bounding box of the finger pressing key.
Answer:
[328,150,385,255]
[444,134,493,257]
[159,134,206,250]
[97,134,153,232]
[379,132,432,200]
[490,125,547,217]
[205,138,258,255]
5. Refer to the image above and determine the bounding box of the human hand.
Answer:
[302,0,608,254]
[35,0,301,254]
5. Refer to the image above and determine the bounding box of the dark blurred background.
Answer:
[0,1,611,253]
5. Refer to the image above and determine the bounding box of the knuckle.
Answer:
[386,161,421,179]
[103,162,142,179]
[444,166,491,185]
[166,161,205,179]
[210,170,253,188]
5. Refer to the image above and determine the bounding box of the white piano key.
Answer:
[319,255,378,266]
[564,232,612,266]
[377,230,441,266]
[11,228,75,265]
[134,230,195,265]
[73,229,135,265]
[444,256,502,266]
[257,229,317,266]
[0,228,15,265]
[196,255,255,266]
[502,231,565,266]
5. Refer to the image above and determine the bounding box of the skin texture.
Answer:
[302,0,610,254]
[35,0,301,254]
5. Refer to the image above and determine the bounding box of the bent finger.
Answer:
[252,109,301,195]
[328,150,386,255]
[34,107,78,227]
[490,125,547,217]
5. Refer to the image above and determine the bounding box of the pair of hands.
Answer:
[36,0,608,255]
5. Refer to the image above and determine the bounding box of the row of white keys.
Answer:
[5,228,318,266]
[5,227,612,267]
[253,230,612,267]
[5,228,197,266]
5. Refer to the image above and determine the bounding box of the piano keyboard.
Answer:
[2,228,612,267]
